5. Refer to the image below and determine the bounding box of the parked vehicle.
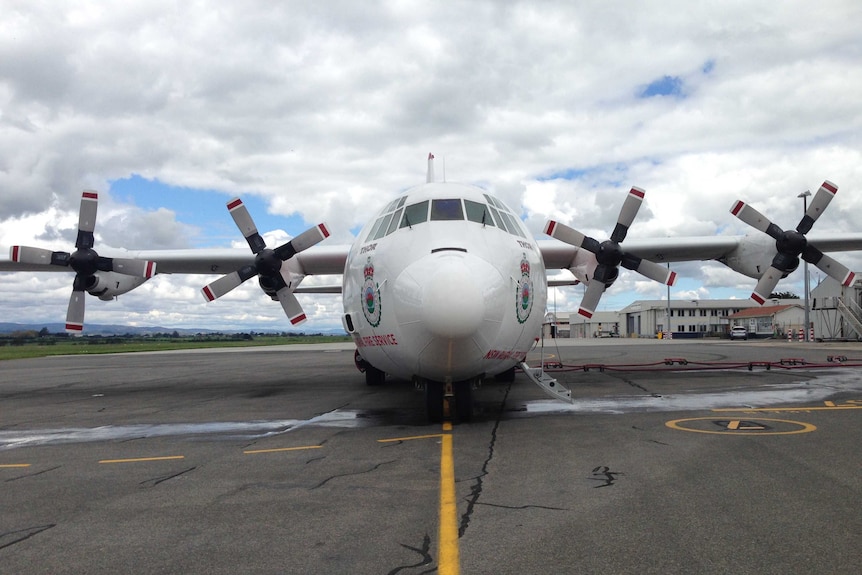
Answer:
[730,326,748,340]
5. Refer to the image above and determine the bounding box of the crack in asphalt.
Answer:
[611,373,662,398]
[140,466,197,487]
[0,524,56,550]
[311,460,396,490]
[458,381,510,538]
[4,465,61,482]
[475,501,568,511]
[386,534,433,575]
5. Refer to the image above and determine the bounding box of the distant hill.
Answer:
[0,323,347,337]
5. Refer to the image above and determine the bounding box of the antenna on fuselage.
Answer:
[426,152,435,183]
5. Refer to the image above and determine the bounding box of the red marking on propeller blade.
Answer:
[544,221,557,236]
[11,246,19,262]
[82,191,98,200]
[66,323,84,332]
[227,198,243,211]
[290,314,307,325]
[202,285,216,301]
[629,187,645,199]
[843,271,855,287]
[668,271,677,286]
[822,181,838,194]
[145,261,155,278]
[731,201,744,216]
[578,308,593,319]
[318,223,330,238]
[751,292,765,305]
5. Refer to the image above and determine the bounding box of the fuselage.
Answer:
[342,182,547,383]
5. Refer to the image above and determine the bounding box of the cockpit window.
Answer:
[430,199,464,221]
[464,200,495,226]
[371,212,395,240]
[362,193,528,243]
[400,200,429,228]
[385,208,404,235]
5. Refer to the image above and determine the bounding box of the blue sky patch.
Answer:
[638,75,684,98]
[109,175,311,246]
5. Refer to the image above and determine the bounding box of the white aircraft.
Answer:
[3,155,862,421]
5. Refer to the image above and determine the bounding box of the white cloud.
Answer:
[2,1,862,330]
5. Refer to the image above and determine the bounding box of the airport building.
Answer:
[811,275,862,340]
[547,298,810,339]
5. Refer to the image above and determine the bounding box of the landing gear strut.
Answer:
[423,378,474,423]
[355,349,385,386]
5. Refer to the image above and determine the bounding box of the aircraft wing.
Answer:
[0,244,350,276]
[539,233,862,270]
[538,236,740,269]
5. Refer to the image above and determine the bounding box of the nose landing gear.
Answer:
[421,378,475,423]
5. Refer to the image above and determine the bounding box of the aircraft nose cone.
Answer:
[420,257,484,339]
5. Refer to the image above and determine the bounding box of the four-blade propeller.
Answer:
[544,186,676,318]
[9,191,156,334]
[201,197,330,325]
[731,180,855,304]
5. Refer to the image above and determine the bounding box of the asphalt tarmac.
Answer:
[1,338,861,574]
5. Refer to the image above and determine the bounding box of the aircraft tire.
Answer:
[425,381,444,423]
[365,366,385,386]
[453,380,473,422]
[494,366,516,382]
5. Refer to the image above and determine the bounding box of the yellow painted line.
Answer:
[244,445,322,454]
[438,431,460,575]
[377,434,443,443]
[725,420,765,430]
[99,456,185,464]
[667,417,816,435]
[1,463,31,468]
[442,421,453,432]
[824,401,835,407]
[713,406,862,412]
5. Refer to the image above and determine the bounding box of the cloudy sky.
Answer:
[2,1,862,332]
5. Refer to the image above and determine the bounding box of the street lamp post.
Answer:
[798,190,812,341]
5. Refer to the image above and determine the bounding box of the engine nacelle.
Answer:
[566,248,598,284]
[717,234,785,280]
[84,272,150,301]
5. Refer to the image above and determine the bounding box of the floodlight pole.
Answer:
[798,190,812,341]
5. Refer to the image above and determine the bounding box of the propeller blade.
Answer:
[276,288,307,325]
[808,252,855,286]
[577,278,606,319]
[610,187,645,243]
[797,180,837,234]
[10,246,70,266]
[730,200,783,240]
[109,258,157,278]
[66,288,86,335]
[227,198,267,253]
[544,220,589,249]
[273,223,331,261]
[632,257,677,286]
[201,266,257,301]
[750,265,784,305]
[75,190,99,250]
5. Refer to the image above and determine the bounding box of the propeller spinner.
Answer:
[9,191,156,334]
[544,186,676,318]
[201,197,330,325]
[731,180,855,304]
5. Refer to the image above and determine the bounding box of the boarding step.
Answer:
[519,362,573,403]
